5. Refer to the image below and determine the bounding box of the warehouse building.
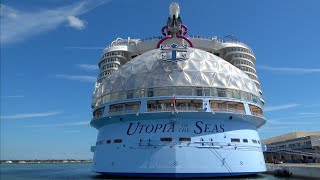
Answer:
[262,131,320,163]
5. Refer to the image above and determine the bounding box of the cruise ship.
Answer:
[90,3,266,178]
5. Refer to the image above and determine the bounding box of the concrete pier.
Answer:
[266,163,320,179]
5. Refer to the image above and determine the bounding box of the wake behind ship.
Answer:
[90,3,266,178]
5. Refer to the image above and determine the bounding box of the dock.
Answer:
[266,163,320,179]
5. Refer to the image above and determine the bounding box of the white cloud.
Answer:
[264,103,299,112]
[0,4,18,18]
[298,112,320,115]
[63,130,81,133]
[1,111,60,120]
[1,95,24,99]
[64,46,104,50]
[268,114,320,123]
[56,74,96,82]
[26,121,89,128]
[0,0,108,45]
[275,122,320,125]
[257,65,320,73]
[77,64,99,71]
[67,16,85,30]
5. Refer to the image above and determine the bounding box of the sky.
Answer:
[1,0,320,160]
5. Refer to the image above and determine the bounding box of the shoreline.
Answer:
[1,160,92,164]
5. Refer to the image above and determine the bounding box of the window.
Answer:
[127,90,134,99]
[93,107,104,119]
[147,88,154,97]
[179,137,191,141]
[195,87,203,96]
[231,138,240,142]
[114,139,122,143]
[210,100,245,114]
[176,87,192,96]
[109,102,140,116]
[249,105,263,117]
[106,140,111,144]
[203,88,210,96]
[252,140,257,144]
[217,89,226,97]
[160,137,172,142]
[243,139,248,143]
[147,99,202,112]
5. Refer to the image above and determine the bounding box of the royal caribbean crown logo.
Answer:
[160,44,189,62]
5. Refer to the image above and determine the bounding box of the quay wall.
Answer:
[266,163,320,179]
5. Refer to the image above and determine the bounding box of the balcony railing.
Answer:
[108,109,140,116]
[211,107,245,114]
[148,106,203,112]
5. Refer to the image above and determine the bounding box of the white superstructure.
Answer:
[91,3,266,178]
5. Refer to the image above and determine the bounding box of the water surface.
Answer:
[0,163,303,180]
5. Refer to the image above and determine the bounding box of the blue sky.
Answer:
[1,0,320,160]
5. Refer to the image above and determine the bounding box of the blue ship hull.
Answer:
[91,112,266,178]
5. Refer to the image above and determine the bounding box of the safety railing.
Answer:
[211,107,245,114]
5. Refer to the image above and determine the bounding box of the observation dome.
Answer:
[93,48,260,98]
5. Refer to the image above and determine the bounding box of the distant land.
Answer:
[0,159,92,164]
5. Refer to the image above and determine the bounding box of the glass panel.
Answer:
[147,88,154,97]
[211,88,217,96]
[140,89,146,98]
[176,87,192,96]
[158,87,172,96]
[203,88,210,96]
[118,91,125,101]
[127,90,134,99]
[232,90,241,99]
[217,88,226,97]
[210,100,245,114]
[109,102,140,116]
[195,87,203,96]
[111,92,118,102]
[133,89,140,98]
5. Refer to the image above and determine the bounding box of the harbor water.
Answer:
[0,163,305,180]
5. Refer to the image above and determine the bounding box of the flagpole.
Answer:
[171,89,176,113]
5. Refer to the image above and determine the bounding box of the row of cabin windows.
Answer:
[160,137,192,142]
[109,102,140,116]
[96,139,122,145]
[232,59,254,67]
[247,74,258,81]
[238,66,256,74]
[96,137,191,145]
[226,47,253,55]
[93,107,104,119]
[210,100,246,114]
[94,100,262,118]
[93,87,262,107]
[99,58,119,67]
[268,141,312,151]
[148,100,202,112]
[102,51,125,59]
[101,63,119,70]
[249,104,263,117]
[232,54,254,63]
[255,82,261,90]
[97,137,260,145]
[231,138,260,144]
[108,100,262,116]
[99,70,115,78]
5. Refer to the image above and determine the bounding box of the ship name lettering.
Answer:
[194,121,225,134]
[127,122,175,135]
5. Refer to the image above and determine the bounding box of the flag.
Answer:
[171,93,176,107]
